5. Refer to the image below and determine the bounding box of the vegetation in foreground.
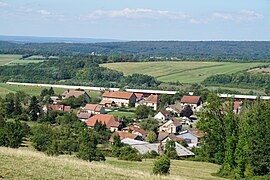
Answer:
[0,147,222,180]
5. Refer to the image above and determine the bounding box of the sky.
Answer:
[0,0,269,40]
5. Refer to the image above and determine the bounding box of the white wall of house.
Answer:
[154,112,166,120]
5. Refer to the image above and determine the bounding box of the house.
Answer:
[135,93,144,101]
[154,110,171,120]
[177,129,204,148]
[180,96,203,110]
[166,105,182,115]
[158,118,182,134]
[43,104,71,112]
[122,126,148,139]
[76,112,91,122]
[86,114,120,131]
[158,132,184,143]
[83,104,105,115]
[122,138,194,157]
[143,94,159,110]
[100,91,136,107]
[109,131,141,142]
[234,101,242,114]
[62,90,90,103]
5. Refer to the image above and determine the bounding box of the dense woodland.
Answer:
[203,73,270,93]
[0,56,160,88]
[1,41,270,61]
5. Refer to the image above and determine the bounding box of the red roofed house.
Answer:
[234,101,242,114]
[43,104,71,112]
[154,110,171,120]
[62,90,90,103]
[159,118,182,134]
[109,131,140,142]
[136,94,160,110]
[180,96,203,110]
[122,126,148,139]
[83,104,105,115]
[86,114,120,131]
[100,91,136,107]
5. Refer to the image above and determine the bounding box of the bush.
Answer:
[118,146,142,161]
[143,150,159,159]
[153,155,170,175]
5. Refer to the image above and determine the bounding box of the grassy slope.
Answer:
[0,83,101,98]
[101,61,268,83]
[0,147,223,180]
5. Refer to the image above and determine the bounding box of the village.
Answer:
[39,86,258,158]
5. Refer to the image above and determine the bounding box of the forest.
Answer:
[1,41,270,61]
[0,56,160,88]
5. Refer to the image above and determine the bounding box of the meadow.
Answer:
[101,61,268,83]
[0,83,101,98]
[0,147,223,180]
[0,54,45,66]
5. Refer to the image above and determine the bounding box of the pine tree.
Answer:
[28,96,40,121]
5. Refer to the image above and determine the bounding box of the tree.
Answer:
[118,145,142,161]
[14,98,22,116]
[153,155,170,175]
[48,87,55,96]
[141,118,159,133]
[180,105,193,118]
[135,105,152,119]
[165,140,178,159]
[28,96,40,121]
[145,131,157,143]
[77,130,105,162]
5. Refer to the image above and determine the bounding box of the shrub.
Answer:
[118,146,142,161]
[143,150,159,159]
[153,155,170,175]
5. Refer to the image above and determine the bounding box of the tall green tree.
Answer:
[28,96,40,121]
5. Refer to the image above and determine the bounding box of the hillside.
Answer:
[0,147,223,180]
[101,61,268,83]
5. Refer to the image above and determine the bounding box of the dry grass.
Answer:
[0,147,225,180]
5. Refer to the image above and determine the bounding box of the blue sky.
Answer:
[0,0,269,40]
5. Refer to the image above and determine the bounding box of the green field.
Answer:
[101,61,268,83]
[0,54,46,66]
[0,54,23,65]
[0,83,102,99]
[0,147,223,180]
[108,110,136,119]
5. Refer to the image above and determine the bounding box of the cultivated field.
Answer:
[0,147,223,180]
[0,54,22,65]
[101,61,268,83]
[0,54,45,66]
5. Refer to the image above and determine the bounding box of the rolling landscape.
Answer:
[1,0,270,179]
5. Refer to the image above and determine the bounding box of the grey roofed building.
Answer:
[121,138,194,157]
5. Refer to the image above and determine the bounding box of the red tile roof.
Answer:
[160,110,170,117]
[77,113,91,119]
[86,114,120,128]
[48,104,71,112]
[102,91,134,99]
[122,126,147,135]
[181,96,201,104]
[84,104,103,112]
[62,90,86,99]
[190,131,205,138]
[144,94,159,104]
[112,131,138,140]
[135,93,143,99]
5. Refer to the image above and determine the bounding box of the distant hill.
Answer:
[0,35,125,44]
[0,147,222,179]
[0,40,270,61]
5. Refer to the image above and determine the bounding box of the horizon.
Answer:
[0,0,269,41]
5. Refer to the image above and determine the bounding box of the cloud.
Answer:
[82,8,189,20]
[37,9,52,17]
[0,1,8,7]
[211,10,263,22]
